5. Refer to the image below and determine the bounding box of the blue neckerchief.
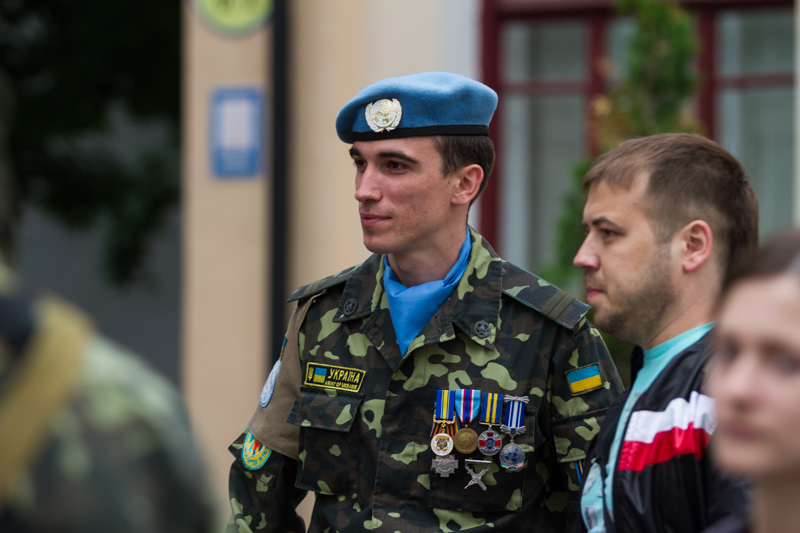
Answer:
[384,231,472,357]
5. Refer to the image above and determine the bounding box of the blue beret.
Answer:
[335,72,498,144]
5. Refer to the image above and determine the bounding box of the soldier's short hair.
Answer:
[433,135,495,205]
[583,133,759,281]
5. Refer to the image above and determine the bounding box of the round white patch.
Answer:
[260,360,281,407]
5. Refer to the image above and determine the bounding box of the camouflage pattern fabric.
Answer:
[228,229,623,532]
[0,290,216,532]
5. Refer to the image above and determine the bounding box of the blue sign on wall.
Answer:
[211,88,265,178]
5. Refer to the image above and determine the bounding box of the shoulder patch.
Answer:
[501,262,590,331]
[242,428,272,470]
[287,263,361,303]
[566,364,603,395]
[260,359,281,407]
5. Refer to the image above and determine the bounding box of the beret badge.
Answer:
[365,98,402,133]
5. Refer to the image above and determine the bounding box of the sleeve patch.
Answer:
[242,428,272,470]
[260,360,282,407]
[566,364,603,395]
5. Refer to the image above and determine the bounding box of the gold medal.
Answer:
[454,427,478,454]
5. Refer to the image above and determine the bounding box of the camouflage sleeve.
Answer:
[227,298,317,532]
[1,334,218,533]
[227,432,307,533]
[545,318,624,525]
[248,298,314,458]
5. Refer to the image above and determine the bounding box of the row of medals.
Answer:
[430,398,527,484]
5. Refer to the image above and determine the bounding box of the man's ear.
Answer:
[452,164,484,206]
[678,220,714,273]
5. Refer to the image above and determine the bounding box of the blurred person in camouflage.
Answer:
[0,72,215,532]
[227,72,623,532]
[573,134,755,533]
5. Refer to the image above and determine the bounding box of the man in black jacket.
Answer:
[573,133,756,533]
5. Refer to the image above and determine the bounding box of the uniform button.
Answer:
[474,320,491,338]
[342,298,358,316]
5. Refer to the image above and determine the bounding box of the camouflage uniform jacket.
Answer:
[0,281,216,532]
[228,230,623,532]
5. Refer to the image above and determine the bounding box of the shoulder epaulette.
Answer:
[501,262,590,331]
[286,263,361,303]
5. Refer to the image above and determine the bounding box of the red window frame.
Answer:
[481,0,793,250]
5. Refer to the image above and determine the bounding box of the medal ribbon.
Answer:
[432,389,458,437]
[435,390,455,422]
[454,389,481,425]
[480,392,503,426]
[501,396,529,437]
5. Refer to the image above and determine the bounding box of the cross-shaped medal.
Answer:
[432,455,458,477]
[464,459,491,490]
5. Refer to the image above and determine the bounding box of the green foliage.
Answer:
[596,0,702,150]
[544,0,702,385]
[0,0,180,285]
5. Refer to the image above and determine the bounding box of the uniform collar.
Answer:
[333,228,503,353]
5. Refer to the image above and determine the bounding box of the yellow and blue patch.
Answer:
[312,366,327,383]
[566,364,603,395]
[242,428,271,470]
[304,362,365,392]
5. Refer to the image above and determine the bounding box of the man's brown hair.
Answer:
[433,135,495,205]
[583,133,759,280]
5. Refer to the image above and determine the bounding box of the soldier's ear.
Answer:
[452,164,483,207]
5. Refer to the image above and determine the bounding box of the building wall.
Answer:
[182,4,272,524]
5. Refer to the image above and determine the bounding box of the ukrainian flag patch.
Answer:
[304,362,365,392]
[566,364,603,395]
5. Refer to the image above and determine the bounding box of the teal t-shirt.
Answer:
[581,322,714,531]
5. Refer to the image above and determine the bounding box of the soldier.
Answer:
[227,72,622,532]
[0,70,214,531]
[574,134,756,532]
[0,271,216,532]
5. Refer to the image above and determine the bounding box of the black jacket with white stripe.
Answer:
[578,334,748,533]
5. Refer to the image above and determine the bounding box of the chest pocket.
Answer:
[287,385,365,495]
[426,408,541,513]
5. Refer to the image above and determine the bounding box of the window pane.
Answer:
[718,87,794,238]
[500,94,585,272]
[503,21,586,81]
[607,17,635,82]
[719,10,794,75]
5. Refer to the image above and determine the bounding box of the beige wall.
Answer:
[287,0,445,294]
[182,0,480,524]
[182,3,272,522]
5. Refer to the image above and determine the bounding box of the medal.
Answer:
[478,428,503,456]
[499,442,525,471]
[500,395,528,471]
[478,392,504,456]
[454,428,478,454]
[453,389,481,454]
[431,389,459,476]
[433,454,458,477]
[464,459,491,491]
[431,433,454,456]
